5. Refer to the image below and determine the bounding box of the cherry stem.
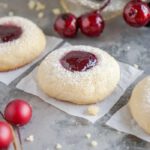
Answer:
[99,0,111,12]
[16,126,23,150]
[60,0,70,13]
[10,125,19,150]
[0,111,5,120]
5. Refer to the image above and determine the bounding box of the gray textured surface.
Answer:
[0,0,150,150]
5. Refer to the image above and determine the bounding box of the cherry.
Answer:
[4,99,32,126]
[60,51,97,72]
[0,24,22,42]
[145,2,150,27]
[54,13,78,38]
[78,11,105,37]
[0,121,13,149]
[123,0,150,27]
[53,0,111,38]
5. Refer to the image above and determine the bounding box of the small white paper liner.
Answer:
[106,105,150,142]
[16,47,143,123]
[0,36,63,85]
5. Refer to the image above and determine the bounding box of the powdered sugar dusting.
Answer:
[0,16,45,53]
[140,77,150,104]
[0,16,46,71]
[37,45,120,104]
[39,45,119,86]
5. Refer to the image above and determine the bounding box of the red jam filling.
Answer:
[60,51,97,72]
[0,24,22,43]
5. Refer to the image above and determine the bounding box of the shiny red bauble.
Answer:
[123,0,150,27]
[54,13,78,38]
[78,11,105,37]
[0,121,13,149]
[4,99,32,126]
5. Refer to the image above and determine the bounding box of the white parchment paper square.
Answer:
[16,42,143,123]
[106,105,150,142]
[0,36,62,85]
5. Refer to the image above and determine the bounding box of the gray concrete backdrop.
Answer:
[0,0,150,149]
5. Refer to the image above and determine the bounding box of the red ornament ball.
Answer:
[0,121,13,149]
[123,0,150,27]
[4,99,32,126]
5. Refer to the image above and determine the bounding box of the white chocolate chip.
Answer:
[36,1,45,11]
[91,140,98,147]
[127,46,131,50]
[87,105,99,116]
[26,135,34,142]
[8,11,14,16]
[28,0,36,10]
[52,8,61,15]
[133,64,139,69]
[38,12,44,18]
[55,144,62,149]
[85,133,91,139]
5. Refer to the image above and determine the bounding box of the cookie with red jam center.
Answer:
[0,16,46,71]
[37,45,120,105]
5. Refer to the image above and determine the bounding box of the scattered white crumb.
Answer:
[28,0,45,11]
[85,133,91,139]
[55,144,62,149]
[133,64,139,69]
[8,11,14,16]
[126,46,131,51]
[38,12,44,18]
[36,1,45,11]
[117,131,122,134]
[28,0,36,10]
[87,105,99,116]
[75,121,79,126]
[26,135,34,142]
[52,8,61,15]
[91,140,98,147]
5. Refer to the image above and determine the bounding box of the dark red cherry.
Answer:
[0,121,13,149]
[0,24,22,42]
[60,51,97,72]
[4,99,32,126]
[145,2,150,27]
[123,0,150,27]
[54,13,78,38]
[78,11,105,37]
[146,22,150,27]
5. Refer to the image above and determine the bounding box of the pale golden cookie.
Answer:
[37,45,120,104]
[0,16,46,71]
[129,76,150,134]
